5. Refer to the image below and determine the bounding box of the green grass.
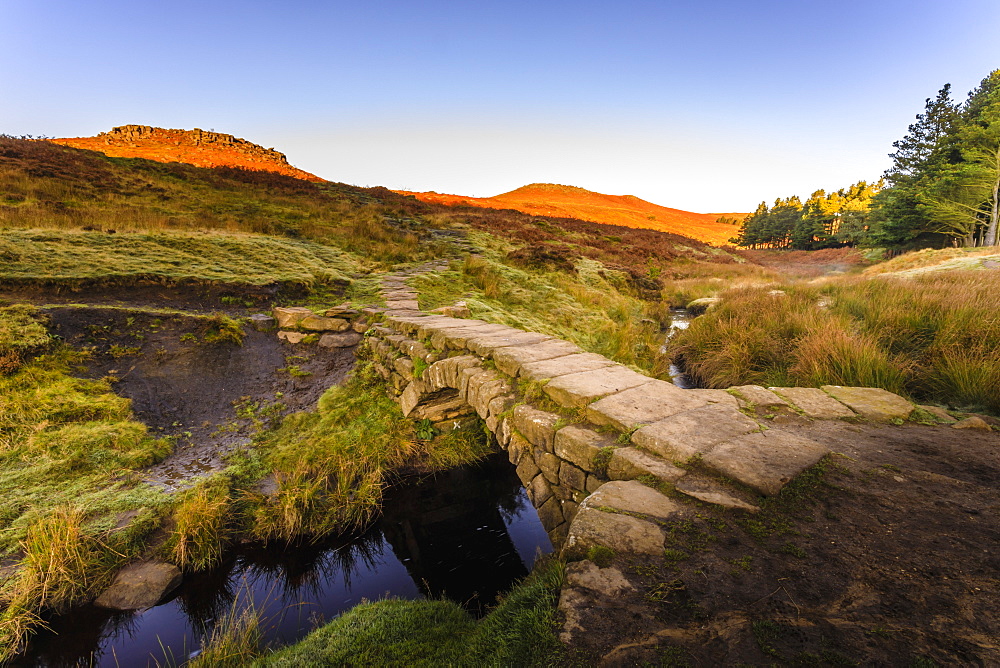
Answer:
[254,558,564,667]
[0,229,360,289]
[412,233,671,372]
[0,335,173,659]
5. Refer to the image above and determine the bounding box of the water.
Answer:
[18,455,552,667]
[665,308,697,389]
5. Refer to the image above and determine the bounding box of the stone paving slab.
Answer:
[583,480,684,520]
[686,389,739,407]
[563,507,665,558]
[519,353,617,382]
[467,331,553,357]
[731,385,789,409]
[544,366,654,408]
[586,379,708,432]
[493,339,583,376]
[631,403,760,461]
[607,447,686,484]
[430,323,510,349]
[702,429,830,496]
[822,385,914,422]
[771,387,856,419]
[554,425,617,473]
[673,476,760,512]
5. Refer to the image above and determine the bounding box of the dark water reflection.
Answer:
[19,454,552,667]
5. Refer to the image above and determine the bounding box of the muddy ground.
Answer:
[45,305,355,489]
[566,421,1000,666]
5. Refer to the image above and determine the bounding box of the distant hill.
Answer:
[52,125,323,182]
[396,183,746,246]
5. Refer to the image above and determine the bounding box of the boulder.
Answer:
[686,297,720,315]
[272,306,313,329]
[952,416,992,431]
[563,507,665,559]
[94,561,182,611]
[248,314,276,331]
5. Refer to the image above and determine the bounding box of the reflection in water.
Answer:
[19,454,551,667]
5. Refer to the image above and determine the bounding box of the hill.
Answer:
[396,183,746,245]
[52,125,323,182]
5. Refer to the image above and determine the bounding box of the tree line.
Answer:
[731,69,999,250]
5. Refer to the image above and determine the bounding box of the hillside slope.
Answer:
[52,125,323,182]
[397,183,745,245]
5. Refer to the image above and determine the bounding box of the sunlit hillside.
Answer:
[397,183,746,245]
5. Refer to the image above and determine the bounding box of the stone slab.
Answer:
[519,353,618,382]
[277,330,307,344]
[554,425,617,473]
[674,477,760,512]
[492,339,583,376]
[731,385,789,409]
[586,380,707,432]
[582,480,685,520]
[318,332,362,348]
[771,386,855,419]
[606,447,685,484]
[686,389,739,407]
[433,323,513,349]
[467,331,552,357]
[563,507,665,558]
[918,405,957,424]
[821,386,914,422]
[631,403,760,461]
[544,366,653,408]
[702,430,830,496]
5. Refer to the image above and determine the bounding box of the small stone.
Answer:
[248,314,276,331]
[559,462,587,491]
[94,561,182,611]
[277,330,307,344]
[952,416,992,431]
[318,332,362,348]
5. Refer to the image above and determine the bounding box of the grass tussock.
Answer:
[188,595,264,667]
[0,305,50,374]
[666,271,1000,412]
[254,558,564,667]
[171,481,232,571]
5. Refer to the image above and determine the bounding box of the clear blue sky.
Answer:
[2,0,998,212]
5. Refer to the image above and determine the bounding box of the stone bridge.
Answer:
[360,268,927,556]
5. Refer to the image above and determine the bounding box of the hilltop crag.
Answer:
[53,125,323,182]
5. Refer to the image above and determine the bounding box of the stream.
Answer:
[18,454,552,667]
[666,308,696,389]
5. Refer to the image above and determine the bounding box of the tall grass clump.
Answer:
[188,595,264,667]
[0,305,50,374]
[171,481,232,571]
[666,270,1000,413]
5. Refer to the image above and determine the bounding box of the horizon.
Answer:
[2,0,998,212]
